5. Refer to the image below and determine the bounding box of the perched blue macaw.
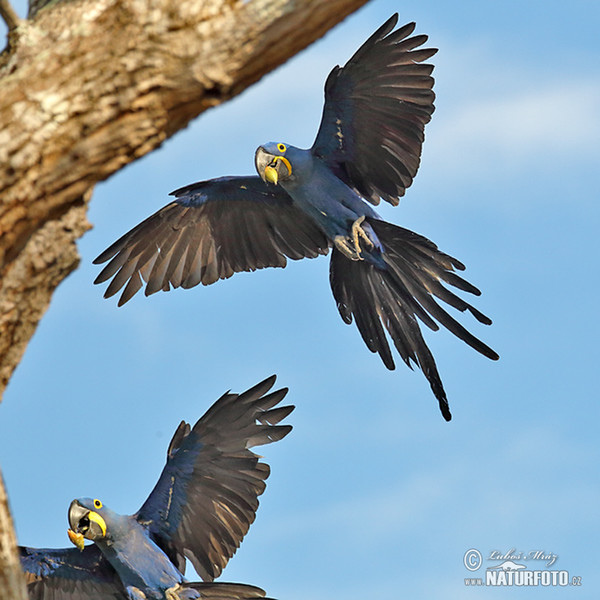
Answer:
[93,15,498,420]
[19,376,292,599]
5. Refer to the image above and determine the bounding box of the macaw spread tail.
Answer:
[329,218,498,421]
[182,581,270,599]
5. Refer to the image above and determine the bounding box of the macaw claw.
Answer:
[334,216,374,260]
[351,216,374,252]
[67,528,85,551]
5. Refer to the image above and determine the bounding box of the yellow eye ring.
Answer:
[93,499,103,509]
[277,143,286,153]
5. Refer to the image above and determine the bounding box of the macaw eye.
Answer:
[93,499,103,509]
[277,143,286,153]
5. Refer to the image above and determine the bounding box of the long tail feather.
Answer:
[183,581,271,599]
[329,218,498,420]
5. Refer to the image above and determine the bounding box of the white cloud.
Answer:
[429,80,600,173]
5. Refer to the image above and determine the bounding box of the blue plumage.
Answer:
[20,376,293,600]
[93,15,498,420]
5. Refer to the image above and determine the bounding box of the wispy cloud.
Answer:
[429,80,600,174]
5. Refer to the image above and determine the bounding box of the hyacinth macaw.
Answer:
[93,15,498,420]
[19,376,292,599]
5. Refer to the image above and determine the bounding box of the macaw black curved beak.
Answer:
[68,500,107,546]
[255,146,292,185]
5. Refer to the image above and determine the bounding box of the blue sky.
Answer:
[1,0,599,597]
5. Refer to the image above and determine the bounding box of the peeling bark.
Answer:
[0,198,92,394]
[0,471,27,600]
[0,0,370,596]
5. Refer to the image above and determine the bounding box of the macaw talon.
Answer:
[334,216,375,260]
[334,234,362,261]
[351,215,374,252]
[165,584,182,600]
[67,528,85,551]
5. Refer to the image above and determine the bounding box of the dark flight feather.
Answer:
[19,545,126,600]
[135,376,294,581]
[330,219,499,421]
[311,14,437,205]
[93,177,329,306]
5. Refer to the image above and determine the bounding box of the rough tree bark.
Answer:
[0,0,370,597]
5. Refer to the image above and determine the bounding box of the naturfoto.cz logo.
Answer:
[463,548,582,587]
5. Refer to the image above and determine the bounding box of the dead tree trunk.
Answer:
[0,0,369,596]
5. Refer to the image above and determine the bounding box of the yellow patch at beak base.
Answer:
[88,510,107,537]
[274,155,292,176]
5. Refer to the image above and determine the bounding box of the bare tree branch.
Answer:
[0,471,27,600]
[0,199,91,393]
[0,0,20,32]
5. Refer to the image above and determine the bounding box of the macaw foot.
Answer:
[352,216,374,252]
[165,585,201,600]
[334,216,374,261]
[165,585,181,600]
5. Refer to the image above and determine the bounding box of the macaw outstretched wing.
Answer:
[311,14,437,206]
[94,176,329,305]
[19,545,126,599]
[135,376,294,582]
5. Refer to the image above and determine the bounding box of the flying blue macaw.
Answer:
[19,376,292,599]
[93,15,498,420]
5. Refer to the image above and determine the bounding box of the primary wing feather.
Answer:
[19,545,126,600]
[94,176,329,305]
[182,582,270,599]
[135,376,294,582]
[311,14,437,205]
